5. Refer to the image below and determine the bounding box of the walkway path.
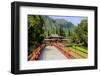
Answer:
[38,46,67,60]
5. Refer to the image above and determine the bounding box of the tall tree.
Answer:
[71,19,88,46]
[28,15,45,54]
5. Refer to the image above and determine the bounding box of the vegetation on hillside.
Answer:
[70,19,88,47]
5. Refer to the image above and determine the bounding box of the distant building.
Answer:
[44,34,70,45]
[48,34,64,39]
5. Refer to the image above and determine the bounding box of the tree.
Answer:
[59,24,66,37]
[28,15,45,55]
[71,19,88,46]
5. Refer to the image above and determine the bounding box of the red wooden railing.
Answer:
[28,44,46,61]
[53,43,75,59]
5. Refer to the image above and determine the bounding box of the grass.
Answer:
[64,43,88,58]
[69,47,88,58]
[72,45,88,54]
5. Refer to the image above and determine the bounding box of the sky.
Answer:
[49,16,87,26]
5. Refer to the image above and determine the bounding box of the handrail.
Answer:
[28,44,46,61]
[53,43,75,59]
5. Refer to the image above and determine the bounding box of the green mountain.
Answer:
[42,16,75,38]
[54,19,74,29]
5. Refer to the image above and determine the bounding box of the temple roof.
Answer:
[48,34,63,39]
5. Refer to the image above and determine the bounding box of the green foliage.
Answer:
[28,15,45,54]
[59,24,66,37]
[72,46,88,54]
[71,19,88,47]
